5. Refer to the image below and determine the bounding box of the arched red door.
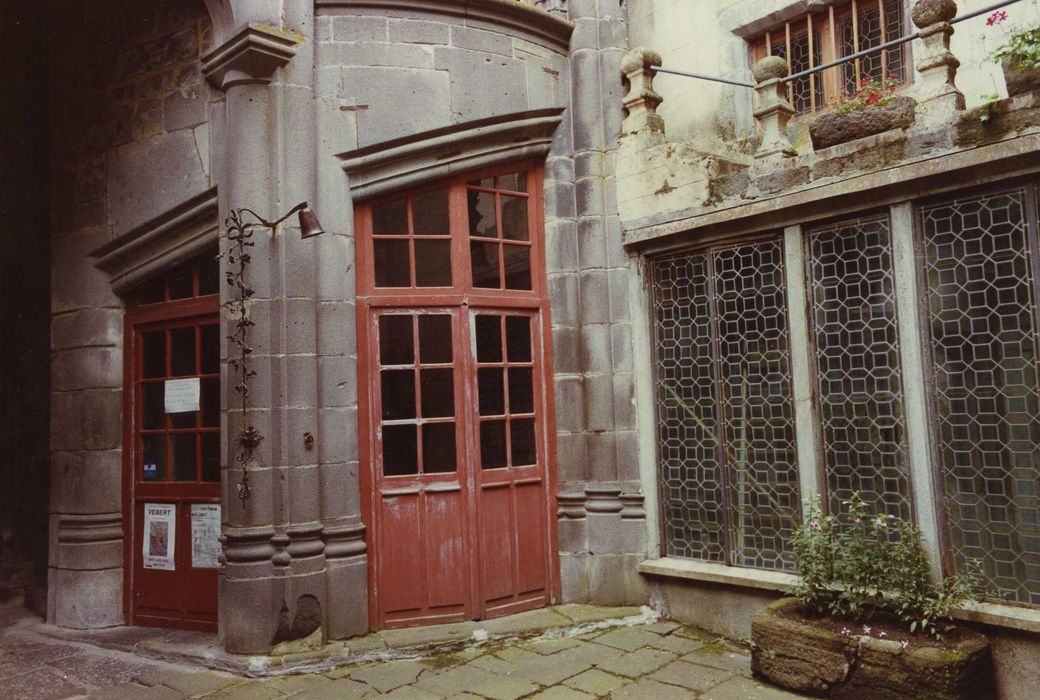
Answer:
[357,164,560,629]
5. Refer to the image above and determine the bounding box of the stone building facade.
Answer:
[2,0,1037,697]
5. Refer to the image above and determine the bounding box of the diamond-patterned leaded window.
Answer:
[651,239,801,571]
[920,185,1040,605]
[807,214,913,520]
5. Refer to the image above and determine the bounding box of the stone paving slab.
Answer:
[0,600,817,700]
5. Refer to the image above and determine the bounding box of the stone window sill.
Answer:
[640,556,1040,634]
[637,557,799,593]
[952,601,1040,634]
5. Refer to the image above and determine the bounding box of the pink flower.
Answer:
[900,640,910,649]
[877,630,887,638]
[840,627,851,636]
[853,518,863,526]
[862,625,872,635]
[987,10,1008,26]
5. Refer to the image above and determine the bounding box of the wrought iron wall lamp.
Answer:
[224,202,326,505]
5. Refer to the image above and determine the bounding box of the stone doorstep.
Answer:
[31,604,650,679]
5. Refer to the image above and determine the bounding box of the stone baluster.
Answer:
[620,47,665,145]
[752,56,796,159]
[911,0,964,115]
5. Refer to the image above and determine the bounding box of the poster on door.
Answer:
[143,503,176,570]
[191,504,221,569]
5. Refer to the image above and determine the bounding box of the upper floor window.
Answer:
[750,0,908,115]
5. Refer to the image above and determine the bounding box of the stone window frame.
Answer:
[641,175,1040,611]
[746,0,912,116]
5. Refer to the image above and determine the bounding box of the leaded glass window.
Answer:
[920,186,1040,605]
[807,214,913,520]
[651,239,801,571]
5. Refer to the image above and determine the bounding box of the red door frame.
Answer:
[356,162,561,630]
[122,280,220,630]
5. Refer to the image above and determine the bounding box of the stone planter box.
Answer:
[808,96,916,151]
[751,598,993,699]
[1002,57,1040,97]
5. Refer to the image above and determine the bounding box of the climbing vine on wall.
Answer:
[225,210,262,505]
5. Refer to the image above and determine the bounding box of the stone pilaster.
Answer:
[204,5,341,653]
[910,0,964,120]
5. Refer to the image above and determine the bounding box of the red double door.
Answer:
[358,165,559,629]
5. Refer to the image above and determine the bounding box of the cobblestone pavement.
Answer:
[0,601,809,699]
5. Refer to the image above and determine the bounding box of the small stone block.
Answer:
[610,678,697,699]
[469,674,540,700]
[649,660,733,692]
[592,627,663,652]
[564,668,630,695]
[349,658,427,692]
[596,648,675,678]
[701,676,808,700]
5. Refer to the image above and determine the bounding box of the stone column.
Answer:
[911,0,964,118]
[204,3,335,652]
[752,56,796,159]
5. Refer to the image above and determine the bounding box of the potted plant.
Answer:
[809,76,917,150]
[988,10,1040,96]
[751,493,994,699]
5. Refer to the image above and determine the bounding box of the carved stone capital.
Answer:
[201,22,300,91]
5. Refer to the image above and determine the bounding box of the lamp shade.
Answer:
[298,207,326,239]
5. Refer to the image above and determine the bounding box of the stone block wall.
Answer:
[47,0,213,629]
[315,3,570,149]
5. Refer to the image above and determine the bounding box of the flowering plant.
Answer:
[792,492,983,639]
[832,75,900,115]
[988,10,1040,73]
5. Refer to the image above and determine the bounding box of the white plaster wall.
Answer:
[628,0,732,145]
[627,0,1040,143]
[952,0,1040,106]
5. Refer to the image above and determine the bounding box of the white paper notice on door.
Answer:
[143,503,176,570]
[191,504,221,569]
[165,377,200,413]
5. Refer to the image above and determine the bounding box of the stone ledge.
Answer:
[315,0,573,55]
[624,130,1040,247]
[953,601,1040,635]
[638,557,799,594]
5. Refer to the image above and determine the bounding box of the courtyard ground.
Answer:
[0,598,808,699]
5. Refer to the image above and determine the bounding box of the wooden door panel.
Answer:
[479,483,516,605]
[380,493,425,616]
[423,488,468,610]
[514,480,547,595]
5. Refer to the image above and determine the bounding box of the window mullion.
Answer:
[889,202,943,576]
[783,225,823,510]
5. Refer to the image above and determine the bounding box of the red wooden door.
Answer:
[358,165,559,629]
[123,254,221,630]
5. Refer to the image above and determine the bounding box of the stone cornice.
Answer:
[338,107,565,201]
[90,188,218,294]
[315,0,573,54]
[201,22,301,90]
[624,130,1040,248]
